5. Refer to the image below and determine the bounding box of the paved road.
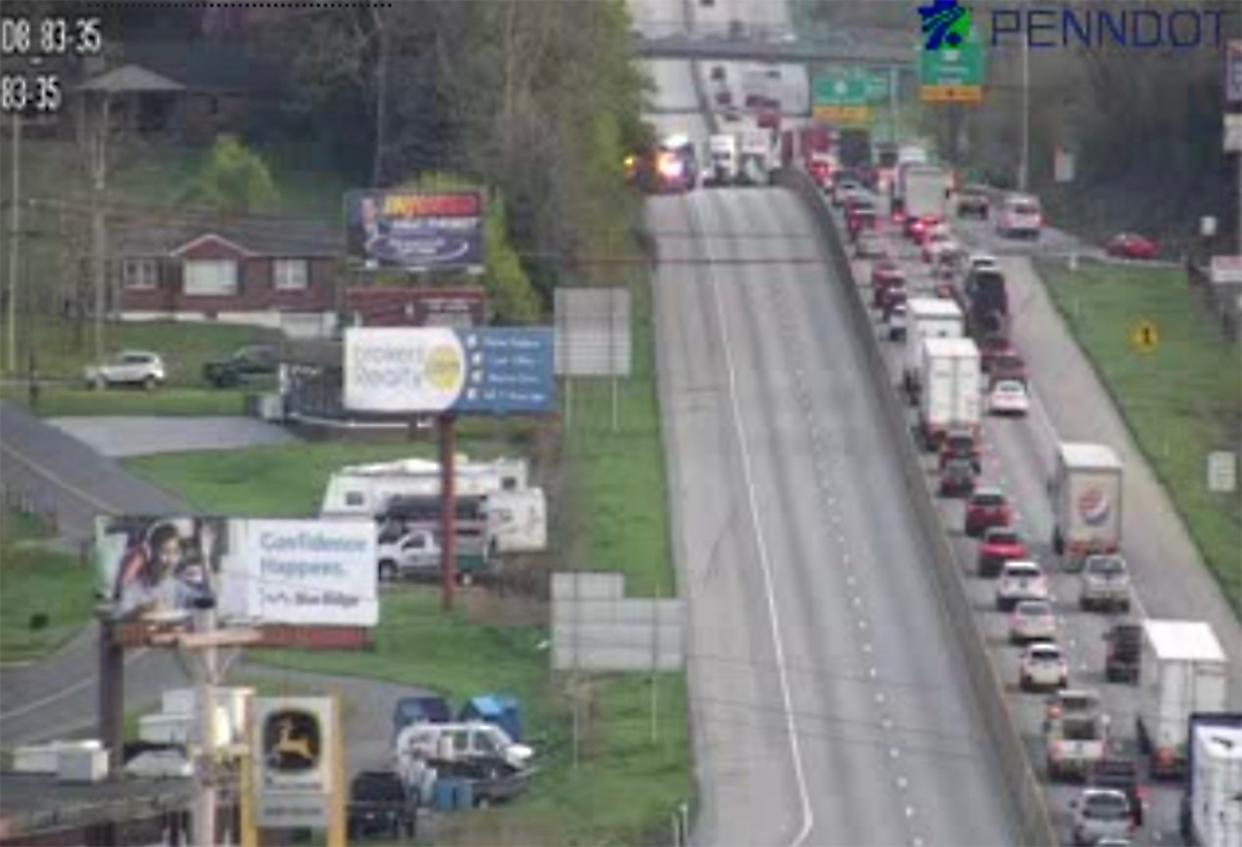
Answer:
[842,192,1242,847]
[46,416,297,458]
[0,401,188,542]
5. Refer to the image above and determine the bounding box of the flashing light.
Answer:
[658,153,683,179]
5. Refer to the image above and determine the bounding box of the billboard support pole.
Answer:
[96,612,125,776]
[192,606,219,847]
[438,414,458,611]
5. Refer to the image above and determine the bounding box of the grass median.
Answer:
[1037,258,1242,615]
[0,510,95,662]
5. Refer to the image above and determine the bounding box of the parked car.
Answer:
[938,457,976,498]
[1102,621,1142,684]
[988,379,1030,416]
[202,344,279,388]
[83,350,166,390]
[854,231,886,259]
[1079,554,1131,612]
[346,770,418,841]
[996,560,1049,610]
[1020,641,1069,692]
[978,527,1029,577]
[1070,788,1135,846]
[394,721,533,772]
[964,488,1011,537]
[956,184,991,219]
[1010,599,1057,644]
[1105,233,1158,261]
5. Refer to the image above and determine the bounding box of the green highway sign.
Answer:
[813,68,891,107]
[919,23,985,104]
[864,71,890,102]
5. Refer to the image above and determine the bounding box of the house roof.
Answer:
[76,64,186,94]
[121,40,284,95]
[115,217,343,258]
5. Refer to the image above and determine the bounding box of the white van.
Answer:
[997,193,1042,239]
[394,721,533,771]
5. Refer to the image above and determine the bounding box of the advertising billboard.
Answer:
[344,327,556,415]
[253,697,338,829]
[346,286,488,327]
[95,517,378,627]
[344,190,484,271]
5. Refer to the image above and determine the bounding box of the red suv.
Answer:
[964,488,1011,538]
[977,527,1029,577]
[871,262,905,307]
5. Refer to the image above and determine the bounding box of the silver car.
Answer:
[1071,788,1133,845]
[1080,555,1131,613]
[83,350,166,390]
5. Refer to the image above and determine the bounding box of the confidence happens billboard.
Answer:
[344,190,484,271]
[95,516,378,626]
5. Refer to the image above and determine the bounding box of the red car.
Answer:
[977,527,1029,577]
[907,215,941,243]
[880,288,907,322]
[1105,232,1158,260]
[965,488,1012,538]
[988,349,1027,387]
[938,429,981,472]
[847,208,878,241]
[872,263,906,308]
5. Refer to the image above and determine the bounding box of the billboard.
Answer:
[95,517,378,626]
[344,327,556,415]
[346,286,488,327]
[344,190,484,271]
[253,697,338,829]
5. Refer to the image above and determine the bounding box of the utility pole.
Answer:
[6,113,20,375]
[89,93,111,362]
[1019,14,1030,192]
[889,65,899,143]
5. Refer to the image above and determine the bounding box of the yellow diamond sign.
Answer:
[1129,319,1160,354]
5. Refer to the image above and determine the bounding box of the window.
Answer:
[273,259,309,291]
[123,258,158,289]
[183,259,238,296]
[344,491,365,507]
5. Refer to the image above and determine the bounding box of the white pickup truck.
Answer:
[1044,689,1110,781]
[376,528,491,583]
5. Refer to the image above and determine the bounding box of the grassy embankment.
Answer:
[1037,258,1242,615]
[0,510,95,662]
[126,267,692,845]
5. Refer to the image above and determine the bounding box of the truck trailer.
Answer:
[1180,713,1242,847]
[1050,442,1123,569]
[918,336,981,449]
[1138,621,1229,780]
[903,297,964,399]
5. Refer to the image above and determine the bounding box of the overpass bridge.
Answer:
[631,24,916,68]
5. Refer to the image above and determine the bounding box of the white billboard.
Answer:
[95,517,378,627]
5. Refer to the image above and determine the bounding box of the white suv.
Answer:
[83,350,166,390]
[996,560,1049,611]
[1020,642,1068,691]
[997,194,1042,239]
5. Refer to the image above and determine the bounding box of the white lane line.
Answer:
[690,195,814,847]
[0,648,150,720]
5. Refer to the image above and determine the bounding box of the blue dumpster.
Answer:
[392,695,452,740]
[459,693,523,742]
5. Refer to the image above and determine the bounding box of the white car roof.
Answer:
[1026,642,1062,657]
[993,380,1026,391]
[1003,560,1041,574]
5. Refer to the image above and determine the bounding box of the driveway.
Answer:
[46,416,297,458]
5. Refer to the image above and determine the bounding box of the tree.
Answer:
[183,135,279,215]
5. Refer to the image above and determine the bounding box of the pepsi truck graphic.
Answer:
[1050,442,1123,571]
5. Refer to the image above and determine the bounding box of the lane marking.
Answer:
[689,194,814,847]
[0,648,150,720]
[0,442,119,514]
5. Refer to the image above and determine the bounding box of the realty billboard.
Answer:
[95,516,378,627]
[344,190,485,272]
[344,327,556,415]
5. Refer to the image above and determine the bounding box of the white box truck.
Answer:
[1138,620,1228,779]
[1050,442,1123,568]
[737,130,774,186]
[918,336,980,448]
[903,165,951,223]
[706,134,738,186]
[1182,715,1242,847]
[903,297,963,398]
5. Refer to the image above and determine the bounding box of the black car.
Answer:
[347,770,418,841]
[202,344,279,388]
[939,457,976,498]
[1103,622,1142,684]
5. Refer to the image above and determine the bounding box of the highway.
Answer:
[840,190,1242,846]
[637,2,1020,844]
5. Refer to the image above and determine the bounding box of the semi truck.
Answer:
[890,146,929,216]
[1138,621,1229,780]
[1050,442,1123,569]
[736,130,774,186]
[903,297,964,399]
[780,125,833,187]
[1180,713,1242,847]
[918,336,981,449]
[705,134,739,186]
[902,165,952,230]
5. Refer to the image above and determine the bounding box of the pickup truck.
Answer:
[377,528,492,583]
[346,770,418,841]
[202,344,279,388]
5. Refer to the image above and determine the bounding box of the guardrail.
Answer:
[773,167,1060,847]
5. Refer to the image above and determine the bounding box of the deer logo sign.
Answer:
[263,709,321,773]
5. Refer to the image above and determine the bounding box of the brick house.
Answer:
[117,218,342,338]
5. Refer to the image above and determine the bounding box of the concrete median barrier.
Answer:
[774,167,1060,847]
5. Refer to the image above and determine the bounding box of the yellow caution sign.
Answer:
[1129,319,1160,354]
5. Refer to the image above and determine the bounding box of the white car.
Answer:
[923,229,962,264]
[1009,600,1057,644]
[1019,641,1069,691]
[966,251,1000,272]
[989,380,1030,416]
[997,193,1042,239]
[1070,789,1134,845]
[996,560,1049,611]
[83,350,166,390]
